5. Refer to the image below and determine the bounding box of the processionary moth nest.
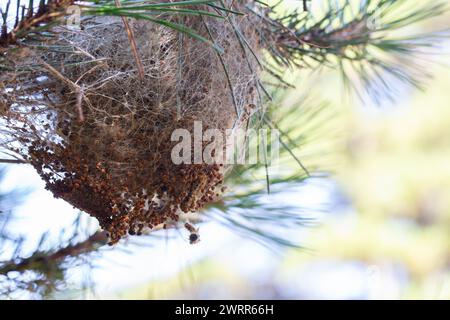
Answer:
[0,1,263,244]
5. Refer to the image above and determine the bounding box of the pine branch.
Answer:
[0,159,27,164]
[0,230,108,276]
[261,0,449,101]
[263,0,447,65]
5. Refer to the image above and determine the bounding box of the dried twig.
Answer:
[36,55,87,122]
[0,159,27,164]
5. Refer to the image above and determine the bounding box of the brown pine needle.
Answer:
[114,0,145,82]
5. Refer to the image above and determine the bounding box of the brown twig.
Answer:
[0,159,27,164]
[36,55,87,122]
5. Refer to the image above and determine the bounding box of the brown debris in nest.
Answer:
[0,2,262,244]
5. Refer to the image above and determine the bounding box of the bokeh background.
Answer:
[0,0,449,299]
